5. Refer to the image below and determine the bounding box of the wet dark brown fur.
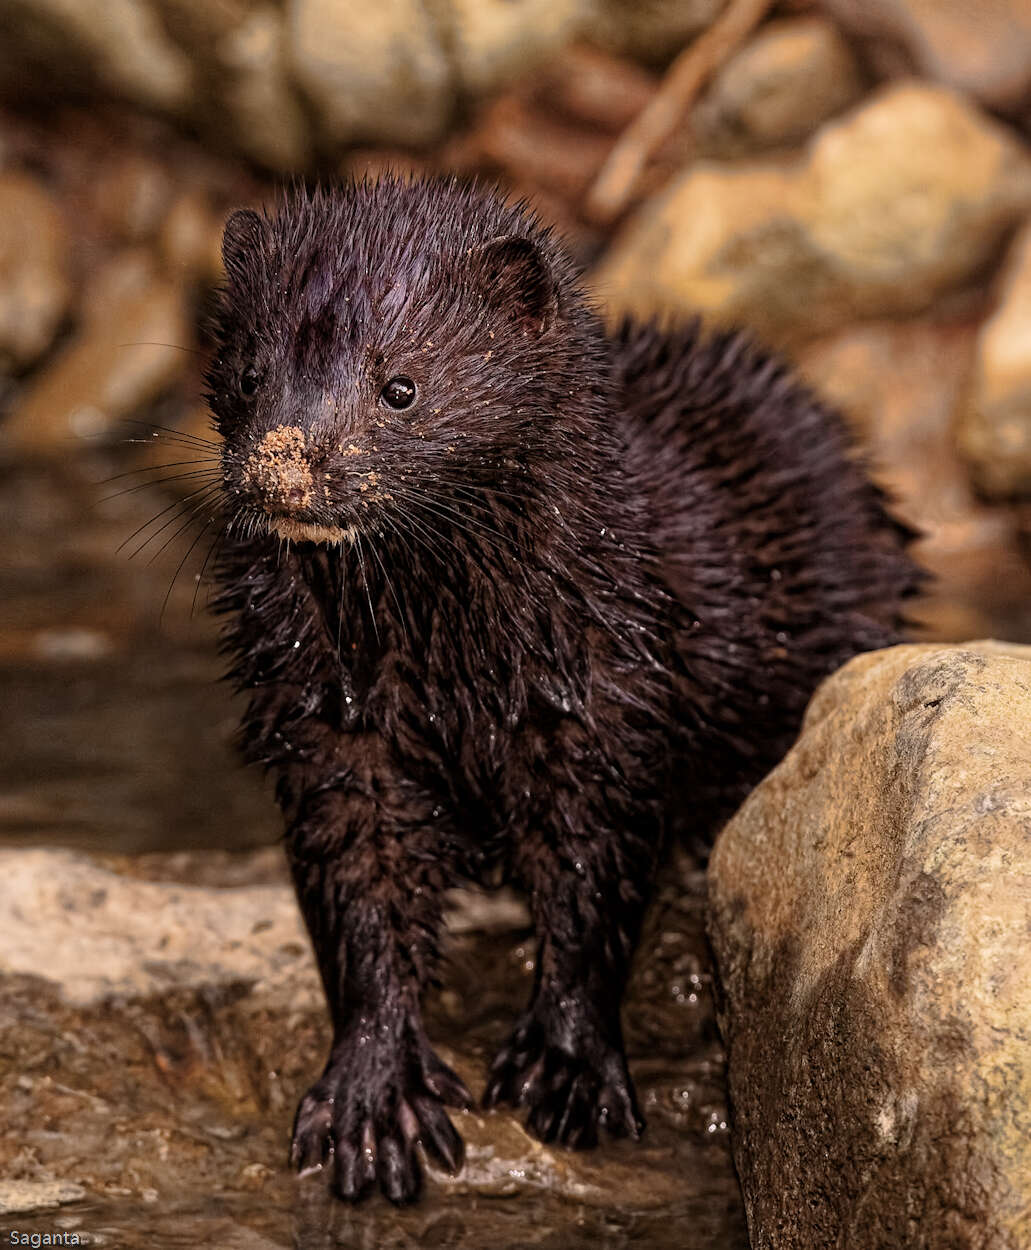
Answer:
[206,177,923,1205]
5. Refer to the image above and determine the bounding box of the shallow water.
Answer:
[0,445,748,1249]
[0,447,278,854]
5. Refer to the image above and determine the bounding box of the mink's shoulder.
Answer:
[606,314,866,502]
[606,314,922,618]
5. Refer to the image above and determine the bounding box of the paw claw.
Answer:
[290,1091,334,1172]
[378,1135,420,1206]
[420,1051,473,1109]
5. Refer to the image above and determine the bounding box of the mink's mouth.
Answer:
[268,516,357,545]
[227,425,359,545]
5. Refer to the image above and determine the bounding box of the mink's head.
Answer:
[207,177,604,546]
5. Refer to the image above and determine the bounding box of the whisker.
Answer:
[99,468,222,503]
[391,486,515,558]
[116,481,221,555]
[97,457,222,486]
[366,531,408,642]
[405,483,518,549]
[191,521,229,618]
[391,504,469,565]
[118,418,221,449]
[424,473,536,506]
[389,511,444,567]
[416,484,512,523]
[125,485,222,560]
[379,512,422,589]
[117,341,207,358]
[160,516,216,622]
[336,537,345,658]
[354,532,379,644]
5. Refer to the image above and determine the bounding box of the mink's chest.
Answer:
[299,550,591,817]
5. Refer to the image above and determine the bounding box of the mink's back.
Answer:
[609,318,923,828]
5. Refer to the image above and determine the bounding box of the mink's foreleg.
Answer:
[285,776,471,1204]
[484,781,659,1148]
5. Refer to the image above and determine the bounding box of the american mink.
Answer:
[207,176,921,1204]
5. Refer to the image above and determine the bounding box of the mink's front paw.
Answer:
[483,1004,644,1149]
[290,1031,472,1205]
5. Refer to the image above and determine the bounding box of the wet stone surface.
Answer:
[0,446,746,1246]
[0,857,743,1249]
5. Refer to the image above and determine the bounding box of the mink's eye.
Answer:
[239,364,260,398]
[380,375,417,410]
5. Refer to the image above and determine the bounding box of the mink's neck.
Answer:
[293,368,642,657]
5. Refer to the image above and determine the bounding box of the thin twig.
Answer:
[585,0,775,224]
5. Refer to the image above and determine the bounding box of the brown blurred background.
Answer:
[2,0,1031,857]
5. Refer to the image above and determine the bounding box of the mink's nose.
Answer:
[241,424,318,514]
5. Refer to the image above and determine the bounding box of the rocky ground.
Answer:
[1,2,1031,1247]
[0,848,741,1248]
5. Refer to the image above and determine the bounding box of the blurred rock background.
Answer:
[4,0,1031,664]
[1,3,1031,1247]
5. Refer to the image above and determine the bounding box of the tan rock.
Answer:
[0,1179,86,1216]
[214,3,312,169]
[158,191,225,285]
[823,0,1031,117]
[3,255,190,454]
[695,16,863,154]
[530,43,657,136]
[153,0,311,170]
[89,153,172,243]
[595,83,1031,346]
[6,0,193,113]
[799,317,1031,642]
[287,0,452,147]
[444,0,588,95]
[0,171,72,371]
[0,848,318,1010]
[709,641,1031,1250]
[591,0,727,63]
[957,220,1031,500]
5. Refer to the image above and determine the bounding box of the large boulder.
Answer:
[595,83,1031,346]
[709,641,1031,1250]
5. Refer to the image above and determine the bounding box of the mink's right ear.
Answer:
[468,235,558,337]
[221,208,265,285]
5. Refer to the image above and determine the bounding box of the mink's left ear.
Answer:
[469,235,558,336]
[221,208,266,286]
